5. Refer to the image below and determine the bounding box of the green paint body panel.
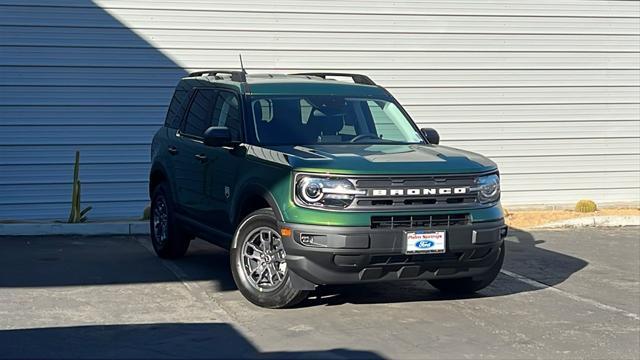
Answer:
[151,74,503,231]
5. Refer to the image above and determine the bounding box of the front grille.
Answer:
[347,174,483,211]
[370,213,469,229]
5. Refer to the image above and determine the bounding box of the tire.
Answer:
[149,182,191,259]
[428,242,505,294]
[230,208,308,309]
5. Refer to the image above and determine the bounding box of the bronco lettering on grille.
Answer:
[368,187,468,196]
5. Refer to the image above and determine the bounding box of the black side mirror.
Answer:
[421,128,440,145]
[203,126,232,147]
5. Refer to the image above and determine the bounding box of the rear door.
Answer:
[159,87,190,202]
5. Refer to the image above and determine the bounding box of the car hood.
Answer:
[247,144,497,175]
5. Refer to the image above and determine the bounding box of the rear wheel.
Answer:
[428,242,504,294]
[230,208,308,308]
[150,183,191,259]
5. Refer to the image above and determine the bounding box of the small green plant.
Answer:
[142,204,151,220]
[67,151,92,223]
[575,199,597,213]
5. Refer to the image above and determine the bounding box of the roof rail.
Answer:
[189,70,247,82]
[291,72,376,86]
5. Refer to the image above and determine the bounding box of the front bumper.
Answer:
[279,219,507,287]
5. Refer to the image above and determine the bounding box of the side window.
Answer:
[182,89,216,138]
[212,91,242,141]
[164,90,187,128]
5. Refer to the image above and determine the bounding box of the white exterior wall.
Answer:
[1,0,639,220]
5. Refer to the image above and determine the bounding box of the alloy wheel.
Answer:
[152,196,169,246]
[241,227,287,292]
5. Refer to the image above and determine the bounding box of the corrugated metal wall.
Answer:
[1,0,639,220]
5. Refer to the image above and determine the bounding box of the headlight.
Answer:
[475,174,500,204]
[295,175,365,209]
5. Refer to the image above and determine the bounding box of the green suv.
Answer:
[149,71,507,308]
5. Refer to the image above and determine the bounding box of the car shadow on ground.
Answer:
[0,236,240,291]
[0,323,384,359]
[0,227,588,307]
[0,236,233,292]
[140,226,590,308]
[300,228,589,306]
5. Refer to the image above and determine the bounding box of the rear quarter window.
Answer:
[164,89,188,128]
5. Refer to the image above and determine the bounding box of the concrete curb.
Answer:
[0,222,150,236]
[536,216,640,229]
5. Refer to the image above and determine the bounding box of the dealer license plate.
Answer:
[404,230,446,254]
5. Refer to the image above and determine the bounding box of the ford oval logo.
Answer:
[415,240,434,249]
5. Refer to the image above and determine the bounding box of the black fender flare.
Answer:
[229,182,284,249]
[149,162,175,200]
[230,182,284,224]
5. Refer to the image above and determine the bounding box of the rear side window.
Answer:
[182,89,216,137]
[164,89,188,128]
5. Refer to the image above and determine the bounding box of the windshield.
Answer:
[250,96,424,145]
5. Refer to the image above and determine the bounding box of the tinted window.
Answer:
[182,89,216,137]
[212,91,242,141]
[164,89,187,128]
[250,96,423,145]
[367,100,407,142]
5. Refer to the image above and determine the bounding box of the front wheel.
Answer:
[230,209,308,308]
[428,242,505,294]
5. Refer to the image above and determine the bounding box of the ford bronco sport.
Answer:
[149,71,507,308]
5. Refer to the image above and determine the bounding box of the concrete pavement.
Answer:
[0,227,638,359]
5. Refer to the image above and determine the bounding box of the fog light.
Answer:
[299,233,328,247]
[300,234,312,245]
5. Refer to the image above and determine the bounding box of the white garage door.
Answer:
[1,0,639,220]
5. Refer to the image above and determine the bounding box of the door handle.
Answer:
[167,146,178,155]
[194,154,207,162]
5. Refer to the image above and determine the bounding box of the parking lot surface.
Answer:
[1,227,638,359]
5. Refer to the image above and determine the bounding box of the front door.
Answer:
[176,88,243,234]
[195,90,243,233]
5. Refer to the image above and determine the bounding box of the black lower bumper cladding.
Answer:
[280,219,507,287]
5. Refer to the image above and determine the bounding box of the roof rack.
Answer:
[291,72,376,86]
[189,70,247,82]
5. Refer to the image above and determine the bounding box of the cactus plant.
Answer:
[67,151,92,223]
[142,204,151,220]
[575,199,597,213]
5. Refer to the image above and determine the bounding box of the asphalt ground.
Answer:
[0,227,638,359]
